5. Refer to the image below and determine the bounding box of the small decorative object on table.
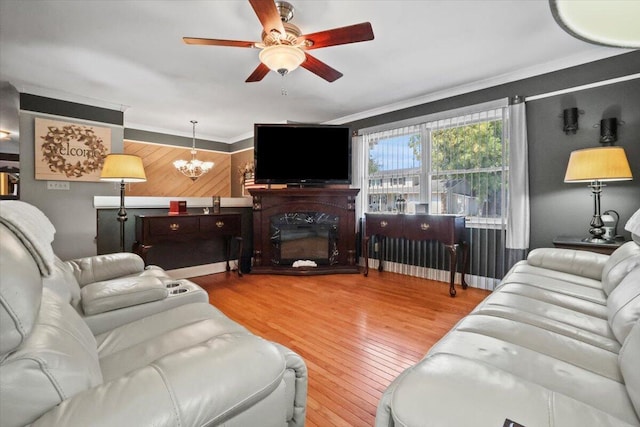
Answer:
[169,200,187,215]
[212,196,221,213]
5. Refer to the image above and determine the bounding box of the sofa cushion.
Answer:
[607,267,640,343]
[526,247,608,281]
[0,288,103,427]
[474,292,619,352]
[96,303,248,380]
[602,241,640,296]
[499,271,607,304]
[80,276,168,316]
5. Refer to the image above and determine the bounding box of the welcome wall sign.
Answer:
[35,118,111,182]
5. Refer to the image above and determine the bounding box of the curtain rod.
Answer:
[525,73,640,102]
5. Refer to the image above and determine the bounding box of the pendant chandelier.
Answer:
[173,120,214,181]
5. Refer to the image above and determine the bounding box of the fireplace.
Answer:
[249,187,359,275]
[270,213,339,265]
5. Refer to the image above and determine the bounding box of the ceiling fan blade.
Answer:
[301,53,343,82]
[248,0,286,37]
[299,22,374,50]
[183,37,257,48]
[246,62,271,82]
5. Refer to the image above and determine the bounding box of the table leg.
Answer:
[224,236,231,272]
[235,236,243,277]
[460,241,469,289]
[132,242,151,266]
[377,236,384,272]
[445,244,458,297]
[363,236,370,277]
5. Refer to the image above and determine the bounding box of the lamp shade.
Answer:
[564,147,633,183]
[100,154,147,183]
[549,0,640,48]
[259,45,306,73]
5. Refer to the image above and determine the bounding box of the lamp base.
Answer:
[581,236,613,244]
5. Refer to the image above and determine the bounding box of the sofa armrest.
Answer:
[66,253,146,287]
[272,342,308,427]
[32,336,287,427]
[80,276,168,315]
[526,247,608,281]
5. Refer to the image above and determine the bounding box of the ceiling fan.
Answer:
[183,0,374,83]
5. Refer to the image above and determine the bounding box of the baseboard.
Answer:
[166,260,239,279]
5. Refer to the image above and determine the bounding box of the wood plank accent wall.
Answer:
[124,140,231,197]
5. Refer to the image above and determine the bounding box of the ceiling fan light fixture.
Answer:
[259,45,306,75]
[549,0,640,48]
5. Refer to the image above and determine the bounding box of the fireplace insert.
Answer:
[270,212,339,265]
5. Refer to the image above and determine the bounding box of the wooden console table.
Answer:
[133,213,243,275]
[363,213,468,297]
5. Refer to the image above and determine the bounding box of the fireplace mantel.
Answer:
[249,187,360,275]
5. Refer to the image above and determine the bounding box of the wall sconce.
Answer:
[599,118,618,145]
[562,108,580,134]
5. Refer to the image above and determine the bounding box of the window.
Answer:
[356,100,513,289]
[362,106,506,225]
[365,124,422,213]
[429,110,505,223]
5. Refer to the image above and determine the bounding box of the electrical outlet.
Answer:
[47,181,70,190]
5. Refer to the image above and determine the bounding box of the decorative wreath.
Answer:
[40,124,109,178]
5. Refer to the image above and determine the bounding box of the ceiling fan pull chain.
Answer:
[281,74,288,96]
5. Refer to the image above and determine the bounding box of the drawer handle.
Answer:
[420,223,430,231]
[169,223,180,231]
[216,220,225,228]
[380,220,388,228]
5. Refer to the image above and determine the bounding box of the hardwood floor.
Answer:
[191,270,490,427]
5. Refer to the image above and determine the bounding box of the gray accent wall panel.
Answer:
[527,78,640,249]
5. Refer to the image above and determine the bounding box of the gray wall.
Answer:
[0,82,20,155]
[527,79,640,248]
[19,109,124,260]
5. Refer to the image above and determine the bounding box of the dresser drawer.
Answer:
[200,214,241,235]
[149,216,199,236]
[365,214,403,237]
[402,215,455,242]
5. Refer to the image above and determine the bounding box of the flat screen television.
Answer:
[254,123,351,186]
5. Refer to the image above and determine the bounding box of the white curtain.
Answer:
[351,135,367,226]
[506,98,530,250]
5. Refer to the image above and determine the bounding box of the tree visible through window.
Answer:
[429,119,505,217]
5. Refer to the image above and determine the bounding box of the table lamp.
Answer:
[564,146,633,243]
[100,154,147,252]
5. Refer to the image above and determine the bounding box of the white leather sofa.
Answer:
[0,201,308,427]
[377,230,640,426]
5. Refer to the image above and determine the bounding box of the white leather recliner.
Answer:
[0,201,308,427]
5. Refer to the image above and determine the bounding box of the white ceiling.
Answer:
[0,0,630,144]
